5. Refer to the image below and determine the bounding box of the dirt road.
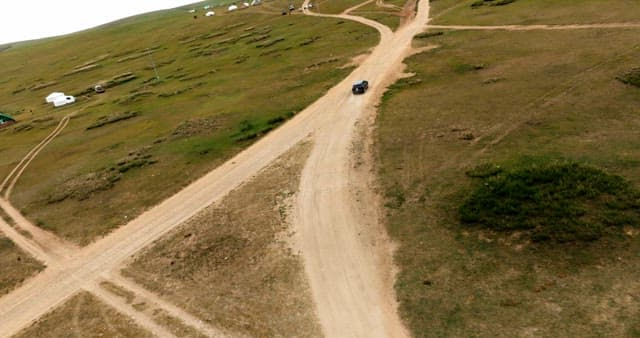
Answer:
[294,1,429,337]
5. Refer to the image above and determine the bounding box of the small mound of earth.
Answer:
[171,116,224,138]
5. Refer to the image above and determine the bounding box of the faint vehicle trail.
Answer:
[0,198,78,263]
[85,283,178,338]
[104,273,227,337]
[0,114,78,264]
[0,115,70,198]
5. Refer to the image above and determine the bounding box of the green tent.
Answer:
[0,113,16,127]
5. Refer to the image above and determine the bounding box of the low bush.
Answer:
[86,111,139,130]
[472,0,518,8]
[617,68,640,87]
[460,161,640,243]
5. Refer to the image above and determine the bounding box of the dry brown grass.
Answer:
[14,291,153,337]
[99,280,208,338]
[0,234,43,296]
[123,141,321,337]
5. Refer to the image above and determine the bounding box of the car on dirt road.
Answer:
[352,80,369,94]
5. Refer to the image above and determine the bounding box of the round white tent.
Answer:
[205,11,215,16]
[228,4,238,11]
[45,92,64,103]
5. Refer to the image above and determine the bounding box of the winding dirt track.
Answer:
[0,3,430,336]
[0,115,70,198]
[295,1,430,337]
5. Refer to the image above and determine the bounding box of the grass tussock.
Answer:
[617,68,640,88]
[86,111,139,130]
[471,0,518,8]
[460,161,640,243]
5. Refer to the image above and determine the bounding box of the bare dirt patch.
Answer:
[14,291,153,338]
[123,141,321,337]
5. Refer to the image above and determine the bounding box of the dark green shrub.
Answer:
[617,68,640,87]
[460,161,640,243]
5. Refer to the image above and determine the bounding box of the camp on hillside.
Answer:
[0,113,16,129]
[45,92,75,107]
[53,95,76,107]
[45,92,64,103]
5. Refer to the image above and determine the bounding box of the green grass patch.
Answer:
[432,0,640,25]
[460,161,640,243]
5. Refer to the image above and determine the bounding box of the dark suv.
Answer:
[352,80,369,94]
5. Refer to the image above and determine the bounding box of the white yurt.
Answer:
[53,95,76,107]
[228,4,238,11]
[205,11,215,16]
[45,92,64,103]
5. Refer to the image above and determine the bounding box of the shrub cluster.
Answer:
[471,0,517,8]
[460,162,640,243]
[617,68,640,88]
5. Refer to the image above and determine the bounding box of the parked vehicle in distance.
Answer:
[352,80,369,94]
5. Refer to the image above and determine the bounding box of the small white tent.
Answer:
[251,0,261,5]
[205,11,215,16]
[228,4,238,11]
[53,95,75,107]
[45,92,64,103]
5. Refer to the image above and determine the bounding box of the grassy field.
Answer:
[123,142,321,337]
[0,233,44,296]
[14,291,153,337]
[431,0,640,25]
[313,0,365,14]
[376,24,640,337]
[0,2,377,245]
